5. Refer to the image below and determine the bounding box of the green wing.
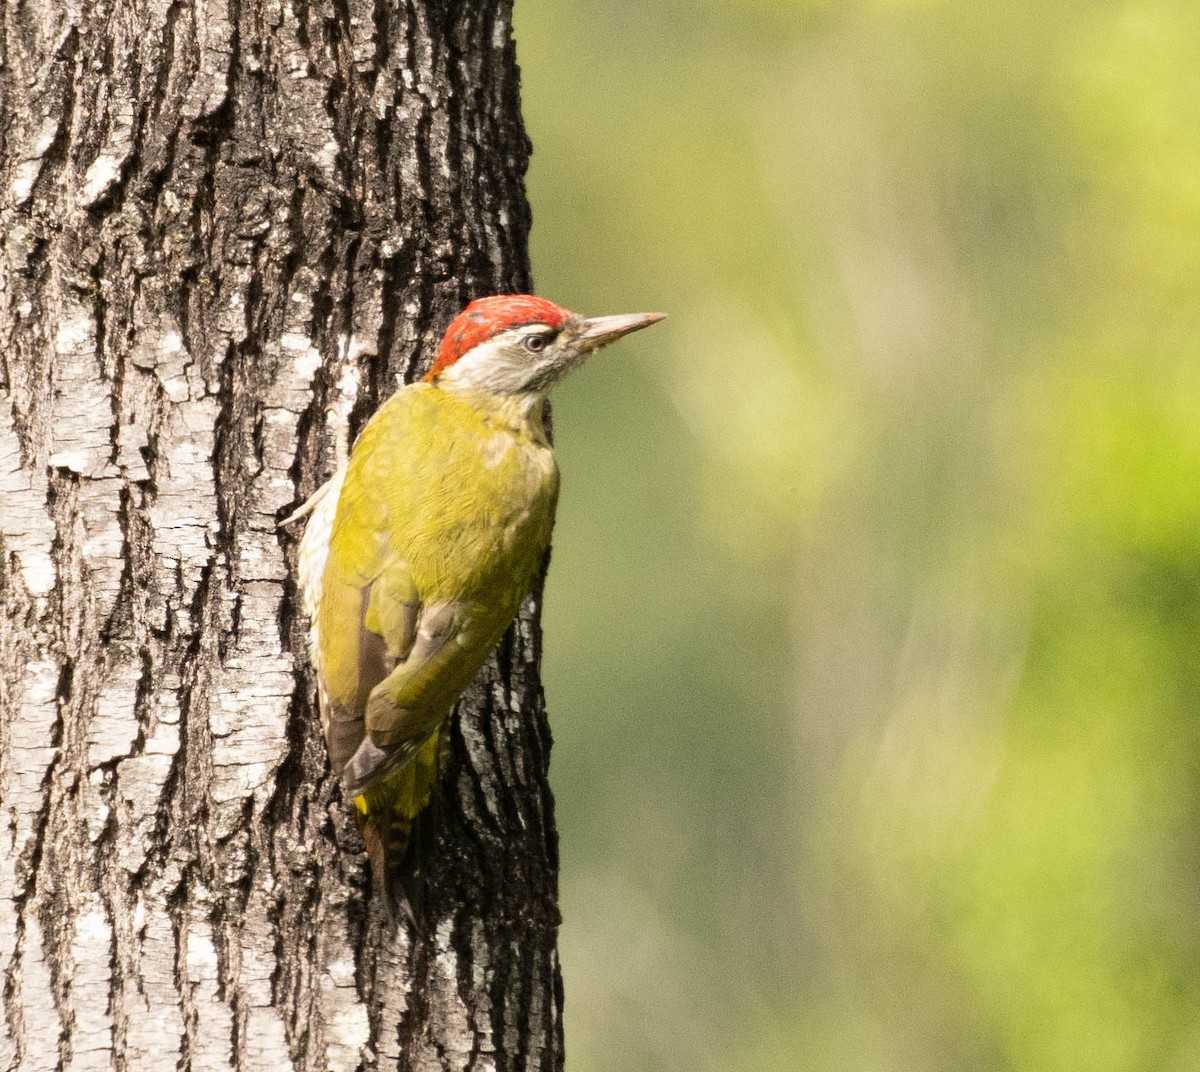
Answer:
[316,443,447,793]
[314,388,473,800]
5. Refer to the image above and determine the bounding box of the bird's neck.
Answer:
[442,385,551,446]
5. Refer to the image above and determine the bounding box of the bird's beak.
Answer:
[576,311,667,353]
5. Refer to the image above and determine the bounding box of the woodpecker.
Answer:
[288,294,664,908]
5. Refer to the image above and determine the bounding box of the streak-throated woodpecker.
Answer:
[288,295,664,907]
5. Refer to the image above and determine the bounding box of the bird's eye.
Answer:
[523,333,548,353]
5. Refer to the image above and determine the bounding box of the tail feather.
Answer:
[355,727,442,922]
[361,807,420,923]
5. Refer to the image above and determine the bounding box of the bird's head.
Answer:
[425,295,665,400]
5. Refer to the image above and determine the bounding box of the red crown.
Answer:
[424,295,573,381]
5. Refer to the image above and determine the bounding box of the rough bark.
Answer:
[0,1,563,1070]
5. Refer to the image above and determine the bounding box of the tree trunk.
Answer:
[0,2,563,1069]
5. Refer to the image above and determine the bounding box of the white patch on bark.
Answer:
[131,320,192,402]
[116,421,150,483]
[8,114,62,205]
[469,920,497,1068]
[281,332,322,383]
[237,884,294,1072]
[318,948,370,1072]
[113,673,181,872]
[10,914,63,1072]
[276,1,339,181]
[209,608,292,818]
[491,12,509,49]
[46,298,125,632]
[82,768,110,843]
[182,0,233,120]
[372,930,413,1068]
[412,919,476,1071]
[88,662,142,768]
[459,713,505,825]
[64,899,115,1070]
[80,156,120,207]
[0,659,59,880]
[148,397,220,631]
[79,100,134,207]
[184,918,236,1072]
[0,398,56,596]
[329,345,362,462]
[119,895,185,1070]
[0,660,60,1066]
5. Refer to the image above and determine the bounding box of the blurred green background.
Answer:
[513,1,1200,1069]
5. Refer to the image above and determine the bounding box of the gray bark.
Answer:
[0,1,563,1070]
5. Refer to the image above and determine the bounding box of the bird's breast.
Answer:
[402,429,558,602]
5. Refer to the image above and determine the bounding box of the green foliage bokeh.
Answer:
[515,1,1200,1069]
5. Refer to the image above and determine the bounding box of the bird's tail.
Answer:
[356,728,443,921]
[360,808,419,921]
